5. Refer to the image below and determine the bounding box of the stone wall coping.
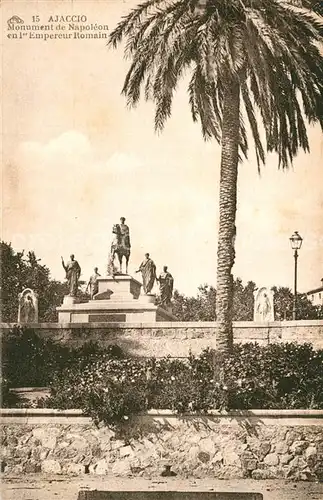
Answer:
[10,387,49,393]
[1,319,323,329]
[1,408,323,418]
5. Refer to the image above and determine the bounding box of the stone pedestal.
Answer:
[138,293,156,304]
[57,275,176,324]
[63,295,80,305]
[95,276,141,301]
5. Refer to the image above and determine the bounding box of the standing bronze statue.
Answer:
[61,254,81,297]
[157,266,174,307]
[136,253,156,294]
[86,267,101,299]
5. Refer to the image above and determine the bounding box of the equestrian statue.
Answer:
[108,217,131,275]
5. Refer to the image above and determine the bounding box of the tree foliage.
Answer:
[173,278,256,321]
[173,280,322,321]
[0,241,67,322]
[109,0,323,170]
[273,286,323,320]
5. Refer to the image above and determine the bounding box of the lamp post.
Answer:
[289,231,303,320]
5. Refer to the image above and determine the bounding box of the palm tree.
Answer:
[109,0,323,351]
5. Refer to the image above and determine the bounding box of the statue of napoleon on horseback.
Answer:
[108,217,131,275]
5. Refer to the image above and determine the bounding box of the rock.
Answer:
[188,446,199,461]
[40,450,49,461]
[290,440,307,455]
[199,438,216,456]
[280,454,293,465]
[7,464,24,474]
[169,436,180,449]
[6,436,18,447]
[44,437,57,449]
[241,450,256,459]
[305,446,317,459]
[110,439,125,451]
[217,466,244,479]
[112,460,132,476]
[94,458,109,475]
[19,435,31,446]
[70,438,88,451]
[286,431,302,446]
[41,459,62,474]
[252,469,276,480]
[289,456,307,469]
[32,428,59,449]
[140,438,155,450]
[243,458,258,471]
[258,441,271,459]
[66,463,84,475]
[120,445,133,458]
[294,469,317,481]
[13,445,31,459]
[57,440,69,449]
[31,445,41,461]
[264,453,279,466]
[138,451,155,468]
[198,451,210,463]
[275,442,289,454]
[25,462,41,473]
[223,451,241,467]
[212,451,223,464]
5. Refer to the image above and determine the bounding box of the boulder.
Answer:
[94,458,109,475]
[305,446,317,459]
[264,453,279,466]
[280,454,293,465]
[41,459,62,474]
[275,442,289,454]
[252,468,276,480]
[112,460,132,476]
[258,441,271,459]
[199,438,216,456]
[120,446,133,458]
[223,450,241,467]
[290,440,307,455]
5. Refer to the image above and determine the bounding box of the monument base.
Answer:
[63,295,80,305]
[57,275,176,323]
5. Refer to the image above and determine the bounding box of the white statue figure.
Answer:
[18,288,38,323]
[253,287,274,322]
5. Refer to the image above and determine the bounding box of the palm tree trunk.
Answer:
[216,78,240,352]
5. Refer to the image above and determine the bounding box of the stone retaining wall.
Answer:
[1,409,323,480]
[1,320,323,357]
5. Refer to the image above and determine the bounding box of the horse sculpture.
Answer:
[109,224,131,275]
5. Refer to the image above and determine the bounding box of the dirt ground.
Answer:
[1,475,323,500]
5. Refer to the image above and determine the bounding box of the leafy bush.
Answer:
[0,376,22,408]
[45,342,323,426]
[47,357,148,425]
[3,329,323,423]
[1,326,124,397]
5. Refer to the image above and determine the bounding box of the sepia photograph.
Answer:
[1,1,323,499]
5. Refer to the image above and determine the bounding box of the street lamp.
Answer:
[289,231,303,320]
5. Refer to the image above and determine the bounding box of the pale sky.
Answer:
[1,0,323,295]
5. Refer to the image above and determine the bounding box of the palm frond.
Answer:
[109,0,323,169]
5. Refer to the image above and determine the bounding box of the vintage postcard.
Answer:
[1,0,323,499]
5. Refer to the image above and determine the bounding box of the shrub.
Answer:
[47,357,148,426]
[3,329,323,424]
[45,342,323,426]
[1,326,125,406]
